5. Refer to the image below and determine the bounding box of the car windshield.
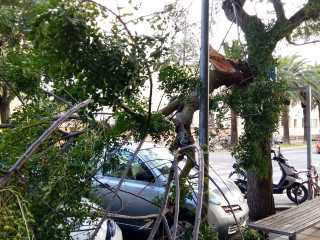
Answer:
[140,147,198,177]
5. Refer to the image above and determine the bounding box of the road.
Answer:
[209,146,320,182]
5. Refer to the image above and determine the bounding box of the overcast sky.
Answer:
[102,0,318,64]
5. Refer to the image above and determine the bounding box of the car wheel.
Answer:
[169,215,194,240]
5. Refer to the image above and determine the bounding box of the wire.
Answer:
[218,17,235,52]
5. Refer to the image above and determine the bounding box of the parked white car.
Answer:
[92,142,249,239]
[63,198,123,240]
[70,217,122,240]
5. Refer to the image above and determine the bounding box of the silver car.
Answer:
[92,142,248,239]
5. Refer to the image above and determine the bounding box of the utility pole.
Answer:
[199,0,209,225]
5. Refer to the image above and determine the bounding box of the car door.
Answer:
[93,150,161,229]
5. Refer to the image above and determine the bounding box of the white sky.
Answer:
[96,0,319,114]
[104,0,318,64]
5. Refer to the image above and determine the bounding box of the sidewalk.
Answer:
[264,194,320,239]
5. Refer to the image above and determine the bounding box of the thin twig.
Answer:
[108,210,169,221]
[192,145,204,240]
[287,38,320,46]
[113,176,158,214]
[170,145,203,240]
[85,0,133,39]
[43,89,74,108]
[16,170,76,225]
[93,177,124,210]
[146,66,153,121]
[41,113,80,121]
[94,176,159,208]
[171,152,181,240]
[71,124,135,194]
[0,100,93,187]
[0,71,25,105]
[35,71,79,104]
[185,153,244,240]
[163,216,173,240]
[157,93,165,112]
[121,103,137,116]
[0,124,16,129]
[60,87,79,104]
[89,136,147,240]
[147,165,175,240]
[124,9,169,25]
[61,137,75,153]
[60,126,95,141]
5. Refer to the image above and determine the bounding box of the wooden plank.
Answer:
[248,223,294,236]
[252,197,320,226]
[284,207,320,228]
[288,215,320,233]
[248,197,320,236]
[249,209,320,233]
[269,207,320,230]
[255,198,320,224]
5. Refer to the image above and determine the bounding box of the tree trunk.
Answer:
[0,85,11,123]
[247,139,275,220]
[230,109,238,146]
[318,101,320,131]
[282,101,291,144]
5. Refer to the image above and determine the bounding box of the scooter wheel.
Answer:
[286,184,308,204]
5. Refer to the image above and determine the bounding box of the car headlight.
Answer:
[209,192,221,205]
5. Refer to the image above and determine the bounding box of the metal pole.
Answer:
[288,86,312,170]
[306,86,312,169]
[199,0,209,224]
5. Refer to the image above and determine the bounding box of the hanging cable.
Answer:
[231,1,250,69]
[218,16,235,52]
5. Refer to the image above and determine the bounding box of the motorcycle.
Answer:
[229,145,308,204]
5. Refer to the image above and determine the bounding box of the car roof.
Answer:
[123,141,166,151]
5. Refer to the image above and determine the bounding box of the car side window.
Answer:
[102,151,151,181]
[131,157,152,181]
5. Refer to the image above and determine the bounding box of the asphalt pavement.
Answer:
[212,145,320,239]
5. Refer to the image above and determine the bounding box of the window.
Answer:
[294,119,297,128]
[103,151,150,180]
[302,118,304,128]
[312,119,318,128]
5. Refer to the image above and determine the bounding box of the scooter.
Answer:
[229,145,308,203]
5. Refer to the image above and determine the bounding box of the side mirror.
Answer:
[136,171,154,181]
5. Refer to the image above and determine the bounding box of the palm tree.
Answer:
[277,55,320,143]
[311,64,320,129]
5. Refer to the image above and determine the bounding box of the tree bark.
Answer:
[230,109,238,146]
[0,85,11,123]
[318,101,320,130]
[282,101,291,144]
[247,139,275,220]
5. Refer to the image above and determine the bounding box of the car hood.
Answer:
[191,178,245,206]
